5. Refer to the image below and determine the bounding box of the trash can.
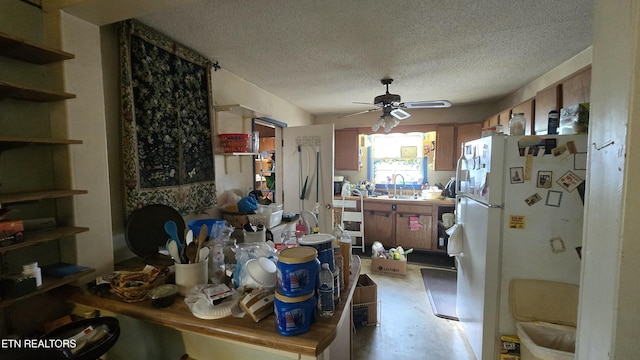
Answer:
[42,316,120,360]
[509,279,578,360]
[3,316,119,360]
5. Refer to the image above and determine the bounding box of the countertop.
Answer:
[54,256,361,357]
[336,195,455,206]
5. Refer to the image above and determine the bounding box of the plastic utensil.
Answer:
[186,229,194,246]
[167,239,181,264]
[198,247,210,263]
[164,220,181,251]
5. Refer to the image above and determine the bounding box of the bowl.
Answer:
[422,190,443,200]
[245,257,277,288]
[148,284,178,308]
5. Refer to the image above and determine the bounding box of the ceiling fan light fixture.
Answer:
[390,108,411,120]
[402,100,452,109]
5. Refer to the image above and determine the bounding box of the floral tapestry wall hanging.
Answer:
[120,20,216,219]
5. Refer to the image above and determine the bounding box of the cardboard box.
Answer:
[353,274,377,326]
[0,220,24,247]
[371,256,407,275]
[499,355,520,360]
[500,334,521,360]
[353,274,377,304]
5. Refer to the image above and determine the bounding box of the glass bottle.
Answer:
[509,113,526,136]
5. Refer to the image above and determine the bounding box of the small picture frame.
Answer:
[557,170,584,192]
[510,167,524,184]
[537,171,553,188]
[546,190,563,207]
[400,146,417,158]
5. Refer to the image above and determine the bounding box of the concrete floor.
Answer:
[353,258,475,360]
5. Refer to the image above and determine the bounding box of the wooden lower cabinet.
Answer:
[363,202,394,248]
[363,201,434,251]
[395,204,433,251]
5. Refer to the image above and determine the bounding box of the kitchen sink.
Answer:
[372,195,420,200]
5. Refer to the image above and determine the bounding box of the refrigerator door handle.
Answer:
[458,194,503,209]
[455,143,466,196]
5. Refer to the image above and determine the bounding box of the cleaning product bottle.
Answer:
[318,263,335,317]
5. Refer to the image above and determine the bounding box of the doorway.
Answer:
[253,118,286,204]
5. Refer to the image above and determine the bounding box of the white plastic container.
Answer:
[510,279,578,360]
[517,322,576,360]
[22,262,42,287]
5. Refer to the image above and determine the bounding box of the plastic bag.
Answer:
[231,242,278,289]
[184,284,242,319]
[237,196,258,213]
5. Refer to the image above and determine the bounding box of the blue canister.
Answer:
[277,247,319,297]
[274,290,317,336]
[298,233,335,271]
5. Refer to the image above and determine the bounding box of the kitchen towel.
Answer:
[446,224,463,257]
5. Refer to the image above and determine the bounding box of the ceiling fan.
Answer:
[342,78,452,132]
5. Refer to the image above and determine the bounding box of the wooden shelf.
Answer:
[0,268,95,309]
[0,226,90,254]
[0,80,76,102]
[0,189,88,205]
[0,137,82,152]
[0,31,74,64]
[213,104,267,118]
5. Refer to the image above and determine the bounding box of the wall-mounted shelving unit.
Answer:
[0,31,93,309]
[214,104,269,174]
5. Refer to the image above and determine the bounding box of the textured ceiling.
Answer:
[135,0,593,117]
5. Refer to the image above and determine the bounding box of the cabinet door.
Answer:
[395,212,433,251]
[334,129,359,170]
[498,109,511,128]
[487,114,499,127]
[363,210,394,248]
[395,204,433,251]
[456,122,483,160]
[434,125,456,171]
[535,85,561,135]
[511,99,535,135]
[562,67,591,107]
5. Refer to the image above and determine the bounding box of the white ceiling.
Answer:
[70,0,595,117]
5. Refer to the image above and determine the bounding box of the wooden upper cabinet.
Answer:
[434,124,456,171]
[334,128,359,170]
[485,114,499,128]
[535,85,561,135]
[511,99,535,135]
[562,67,591,107]
[498,109,511,128]
[456,122,483,160]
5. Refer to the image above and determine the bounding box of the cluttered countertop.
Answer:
[53,255,361,358]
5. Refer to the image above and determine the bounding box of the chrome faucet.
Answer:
[393,174,405,198]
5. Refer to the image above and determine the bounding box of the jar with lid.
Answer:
[508,113,526,136]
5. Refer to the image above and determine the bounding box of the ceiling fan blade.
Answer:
[338,108,379,118]
[401,100,452,109]
[390,108,411,120]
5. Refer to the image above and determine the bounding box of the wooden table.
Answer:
[55,256,361,359]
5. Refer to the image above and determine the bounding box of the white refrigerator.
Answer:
[454,134,587,360]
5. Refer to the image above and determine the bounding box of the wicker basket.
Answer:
[110,267,169,303]
[222,211,250,228]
